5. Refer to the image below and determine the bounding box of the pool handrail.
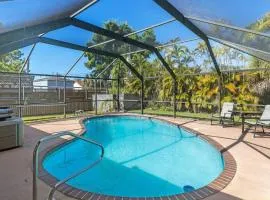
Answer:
[33,131,104,200]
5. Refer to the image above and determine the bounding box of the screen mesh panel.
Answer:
[165,0,270,65]
[92,40,143,55]
[190,19,270,54]
[209,40,251,72]
[1,0,269,78]
[45,25,143,55]
[45,26,94,47]
[0,0,96,34]
[67,55,92,77]
[127,20,197,47]
[76,0,172,30]
[75,0,185,54]
[29,43,83,75]
[160,39,216,73]
[167,0,270,32]
[210,37,270,63]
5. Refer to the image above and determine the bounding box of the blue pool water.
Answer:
[43,116,224,197]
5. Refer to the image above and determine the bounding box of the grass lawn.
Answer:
[22,109,243,124]
[130,109,210,119]
[23,111,95,124]
[129,108,242,123]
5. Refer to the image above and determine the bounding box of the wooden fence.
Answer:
[3,101,93,117]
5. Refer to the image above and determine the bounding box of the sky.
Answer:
[1,0,269,76]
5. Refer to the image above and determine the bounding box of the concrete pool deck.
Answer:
[0,114,270,200]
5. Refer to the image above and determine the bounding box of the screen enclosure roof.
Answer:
[0,0,269,77]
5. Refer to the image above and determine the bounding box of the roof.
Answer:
[34,77,74,82]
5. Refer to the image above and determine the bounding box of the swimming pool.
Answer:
[42,115,225,198]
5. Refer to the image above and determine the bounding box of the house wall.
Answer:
[73,82,83,90]
[33,80,48,89]
[48,80,73,88]
[33,80,74,89]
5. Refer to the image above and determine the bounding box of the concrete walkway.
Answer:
[0,115,269,200]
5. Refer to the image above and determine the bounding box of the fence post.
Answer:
[85,88,88,100]
[218,75,222,113]
[22,86,25,102]
[18,74,22,118]
[64,77,66,118]
[95,79,98,115]
[141,77,144,115]
[173,79,177,118]
[117,77,120,112]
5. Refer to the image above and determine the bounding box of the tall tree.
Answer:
[84,21,157,79]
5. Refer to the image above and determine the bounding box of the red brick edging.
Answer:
[38,114,237,200]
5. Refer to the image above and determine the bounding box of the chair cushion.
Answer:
[212,114,221,118]
[220,102,234,118]
[260,105,270,121]
[245,120,256,125]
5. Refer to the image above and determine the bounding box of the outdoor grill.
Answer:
[0,107,23,150]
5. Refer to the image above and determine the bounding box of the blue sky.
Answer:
[10,0,269,75]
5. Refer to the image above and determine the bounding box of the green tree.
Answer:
[248,12,270,33]
[0,50,24,72]
[85,20,158,97]
[164,39,194,68]
[85,21,157,78]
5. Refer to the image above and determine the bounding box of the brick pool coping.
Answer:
[38,114,237,200]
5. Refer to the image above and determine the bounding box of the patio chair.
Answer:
[245,105,270,137]
[74,110,85,118]
[211,102,235,127]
